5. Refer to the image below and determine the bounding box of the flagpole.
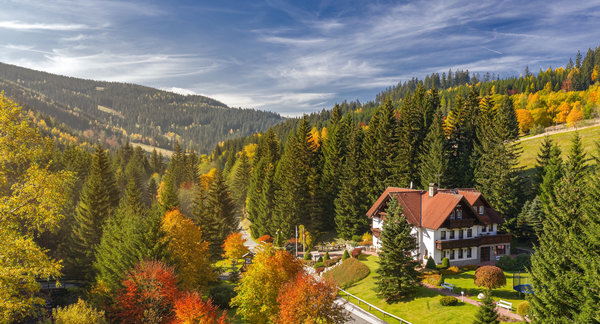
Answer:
[295,226,298,257]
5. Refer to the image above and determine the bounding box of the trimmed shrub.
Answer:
[437,274,444,287]
[48,298,108,324]
[474,265,507,290]
[315,267,325,274]
[425,256,437,270]
[323,251,330,260]
[323,257,341,267]
[441,257,450,269]
[517,301,530,316]
[436,265,445,270]
[209,286,237,309]
[351,248,362,258]
[342,250,350,261]
[314,262,324,269]
[352,235,362,242]
[461,264,479,271]
[495,255,515,270]
[322,258,370,289]
[303,251,311,260]
[420,269,439,275]
[439,296,458,306]
[423,274,441,286]
[317,256,323,262]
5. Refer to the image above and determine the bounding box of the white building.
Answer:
[368,185,512,266]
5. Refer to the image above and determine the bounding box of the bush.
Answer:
[322,258,370,289]
[515,253,532,270]
[314,262,324,269]
[323,251,330,260]
[474,266,507,290]
[441,257,450,269]
[48,298,108,324]
[351,248,362,258]
[317,256,323,262]
[436,265,446,270]
[425,256,437,270]
[342,250,350,261]
[496,254,532,271]
[423,274,440,286]
[495,255,516,270]
[439,296,458,306]
[352,235,362,242]
[437,274,444,287]
[209,286,237,309]
[517,301,530,316]
[315,267,325,274]
[323,257,341,267]
[303,250,311,260]
[461,264,479,271]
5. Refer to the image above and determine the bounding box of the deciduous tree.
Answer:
[474,266,506,291]
[172,291,230,324]
[222,232,249,260]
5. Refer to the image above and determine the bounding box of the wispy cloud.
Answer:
[0,21,92,31]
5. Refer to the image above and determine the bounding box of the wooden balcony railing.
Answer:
[435,233,512,250]
[443,219,476,229]
[371,227,382,239]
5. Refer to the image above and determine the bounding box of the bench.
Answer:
[496,300,512,311]
[441,282,454,292]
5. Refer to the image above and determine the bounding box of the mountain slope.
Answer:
[0,62,284,153]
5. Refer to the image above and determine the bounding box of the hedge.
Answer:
[439,296,458,306]
[322,258,370,289]
[323,257,341,267]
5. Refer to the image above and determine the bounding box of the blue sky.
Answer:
[1,0,599,116]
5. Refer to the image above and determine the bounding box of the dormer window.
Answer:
[450,210,455,220]
[457,210,462,220]
[479,206,484,214]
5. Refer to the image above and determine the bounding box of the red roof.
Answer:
[366,187,504,229]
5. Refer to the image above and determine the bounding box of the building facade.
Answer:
[368,185,512,266]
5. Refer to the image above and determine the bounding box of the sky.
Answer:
[1,0,600,116]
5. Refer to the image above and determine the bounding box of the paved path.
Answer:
[422,283,526,322]
[336,298,388,324]
[241,229,258,252]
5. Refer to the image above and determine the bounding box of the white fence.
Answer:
[337,288,413,324]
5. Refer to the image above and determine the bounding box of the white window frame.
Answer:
[457,209,463,220]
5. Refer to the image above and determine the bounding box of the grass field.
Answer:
[342,255,481,324]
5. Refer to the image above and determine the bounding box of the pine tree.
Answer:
[538,146,562,210]
[533,136,556,192]
[191,179,220,263]
[150,148,164,175]
[320,104,346,229]
[145,176,158,206]
[204,169,239,261]
[169,141,184,188]
[447,89,480,188]
[419,112,450,189]
[160,173,180,212]
[68,145,120,280]
[335,116,369,240]
[224,150,236,176]
[232,151,251,213]
[516,198,543,242]
[374,197,421,302]
[229,259,240,283]
[473,291,500,324]
[564,132,587,182]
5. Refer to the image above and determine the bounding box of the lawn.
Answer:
[341,255,481,324]
[441,270,530,309]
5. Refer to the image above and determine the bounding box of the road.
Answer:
[241,228,258,251]
[337,299,388,324]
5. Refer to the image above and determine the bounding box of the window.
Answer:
[489,224,494,232]
[459,229,464,239]
[467,229,472,238]
[495,245,506,255]
[457,209,463,220]
[450,210,455,220]
[467,248,472,258]
[450,250,455,260]
[458,249,463,259]
[449,230,455,239]
[482,225,487,232]
[479,206,484,214]
[441,231,446,240]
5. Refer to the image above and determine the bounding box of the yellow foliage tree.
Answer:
[566,108,584,128]
[222,232,249,260]
[516,109,534,134]
[199,168,217,191]
[556,102,572,123]
[0,94,74,322]
[243,143,258,160]
[162,209,216,290]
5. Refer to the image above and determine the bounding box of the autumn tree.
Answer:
[231,244,303,324]
[277,273,349,324]
[0,94,74,322]
[203,169,239,261]
[474,266,506,291]
[172,291,230,324]
[222,232,249,260]
[113,260,180,324]
[162,209,216,290]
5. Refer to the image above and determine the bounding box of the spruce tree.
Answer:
[191,179,220,263]
[150,148,163,175]
[68,145,119,280]
[229,259,240,283]
[145,176,158,206]
[224,149,236,176]
[204,169,239,261]
[447,89,480,187]
[335,116,369,240]
[516,198,543,242]
[232,151,251,214]
[374,198,420,302]
[160,173,180,212]
[538,146,562,210]
[473,291,500,324]
[320,104,346,229]
[419,112,450,189]
[533,136,556,192]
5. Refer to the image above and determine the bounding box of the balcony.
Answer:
[443,219,476,229]
[371,227,382,239]
[436,233,512,250]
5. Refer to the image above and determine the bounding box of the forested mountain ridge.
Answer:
[0,62,285,153]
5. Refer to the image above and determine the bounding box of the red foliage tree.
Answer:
[113,260,180,324]
[172,291,230,324]
[257,235,273,243]
[277,273,349,324]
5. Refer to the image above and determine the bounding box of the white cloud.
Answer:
[0,21,92,31]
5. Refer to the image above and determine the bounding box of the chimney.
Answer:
[429,183,437,197]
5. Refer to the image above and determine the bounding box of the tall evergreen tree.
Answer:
[160,173,180,212]
[473,291,500,324]
[68,145,119,280]
[533,136,556,192]
[335,116,369,240]
[475,96,523,229]
[232,151,251,212]
[516,198,543,243]
[145,176,158,206]
[150,148,164,175]
[224,149,236,176]
[168,141,185,188]
[191,179,220,263]
[538,145,562,210]
[419,112,450,189]
[204,169,239,261]
[374,197,420,302]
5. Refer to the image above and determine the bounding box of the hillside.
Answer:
[0,62,284,153]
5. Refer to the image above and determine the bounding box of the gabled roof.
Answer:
[366,187,504,229]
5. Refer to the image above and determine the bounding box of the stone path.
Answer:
[422,283,526,322]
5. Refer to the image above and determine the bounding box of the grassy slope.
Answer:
[342,255,480,324]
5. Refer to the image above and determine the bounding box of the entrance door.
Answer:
[480,246,490,262]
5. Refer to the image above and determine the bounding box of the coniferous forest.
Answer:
[2,43,600,323]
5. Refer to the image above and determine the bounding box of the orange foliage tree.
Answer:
[277,273,349,324]
[231,244,303,324]
[173,291,230,324]
[515,109,534,134]
[566,108,584,127]
[113,261,180,324]
[162,209,216,290]
[556,102,572,123]
[222,232,249,260]
[257,234,273,243]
